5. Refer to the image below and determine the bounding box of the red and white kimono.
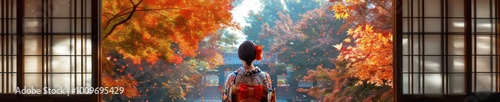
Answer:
[223,67,275,102]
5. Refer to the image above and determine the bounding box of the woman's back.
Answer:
[222,41,275,102]
[224,67,271,102]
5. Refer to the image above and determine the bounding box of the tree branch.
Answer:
[103,7,135,29]
[102,4,183,40]
[103,0,143,40]
[103,0,138,30]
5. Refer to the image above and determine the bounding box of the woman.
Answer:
[223,41,275,102]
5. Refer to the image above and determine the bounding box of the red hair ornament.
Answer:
[255,45,263,60]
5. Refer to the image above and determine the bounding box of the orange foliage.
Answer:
[102,0,238,64]
[329,0,392,34]
[210,53,225,69]
[298,64,352,101]
[101,0,237,99]
[330,0,393,87]
[336,24,393,87]
[196,46,225,70]
[330,3,349,19]
[167,55,184,64]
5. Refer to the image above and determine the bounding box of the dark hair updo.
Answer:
[238,41,256,66]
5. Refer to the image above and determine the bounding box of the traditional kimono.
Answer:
[223,67,275,102]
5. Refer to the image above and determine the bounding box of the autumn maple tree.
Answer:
[102,0,238,64]
[330,0,393,87]
[293,0,393,101]
[297,63,352,101]
[101,0,237,100]
[329,0,392,34]
[259,5,346,93]
[298,60,392,101]
[334,24,393,87]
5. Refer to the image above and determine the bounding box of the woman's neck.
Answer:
[242,64,255,70]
